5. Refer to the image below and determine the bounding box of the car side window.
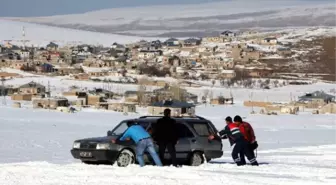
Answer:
[190,122,213,136]
[137,121,150,130]
[176,123,194,138]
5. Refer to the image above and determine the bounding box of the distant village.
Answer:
[0,30,335,115]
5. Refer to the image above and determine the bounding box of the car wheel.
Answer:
[189,152,204,166]
[116,149,135,167]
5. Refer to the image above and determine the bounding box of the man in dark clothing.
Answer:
[219,116,258,166]
[152,108,179,166]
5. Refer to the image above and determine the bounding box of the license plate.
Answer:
[79,151,92,157]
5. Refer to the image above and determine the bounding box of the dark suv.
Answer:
[71,116,223,167]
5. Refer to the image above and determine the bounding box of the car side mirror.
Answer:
[107,130,112,136]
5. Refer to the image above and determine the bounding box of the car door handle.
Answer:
[191,139,197,143]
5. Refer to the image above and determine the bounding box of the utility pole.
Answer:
[48,81,51,111]
[1,77,7,106]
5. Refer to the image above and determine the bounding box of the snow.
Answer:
[0,70,336,184]
[5,0,335,37]
[0,20,157,47]
[0,103,335,184]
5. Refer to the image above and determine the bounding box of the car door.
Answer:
[174,122,194,159]
[189,121,222,155]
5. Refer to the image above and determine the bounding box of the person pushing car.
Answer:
[119,121,162,167]
[218,116,258,166]
[152,108,179,167]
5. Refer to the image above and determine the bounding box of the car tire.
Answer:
[116,149,135,167]
[189,152,204,166]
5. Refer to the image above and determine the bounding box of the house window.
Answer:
[181,107,187,114]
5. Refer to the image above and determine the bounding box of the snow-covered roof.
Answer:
[221,70,235,74]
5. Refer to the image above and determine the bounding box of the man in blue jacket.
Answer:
[119,121,163,167]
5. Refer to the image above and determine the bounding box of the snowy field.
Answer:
[0,69,336,184]
[0,102,335,184]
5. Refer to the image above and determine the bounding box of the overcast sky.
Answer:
[1,0,333,17]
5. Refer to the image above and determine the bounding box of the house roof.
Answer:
[19,81,45,89]
[184,38,201,43]
[264,37,277,40]
[165,38,179,42]
[299,91,335,100]
[47,42,58,47]
[221,30,234,35]
[124,91,138,96]
[151,99,195,108]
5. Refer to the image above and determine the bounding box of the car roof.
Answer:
[121,116,210,123]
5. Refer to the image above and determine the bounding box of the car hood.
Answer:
[75,135,120,143]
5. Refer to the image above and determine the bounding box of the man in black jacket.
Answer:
[152,108,178,166]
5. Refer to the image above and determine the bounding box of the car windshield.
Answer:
[110,121,150,135]
[111,121,128,135]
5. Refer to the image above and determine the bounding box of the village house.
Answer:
[89,88,114,99]
[201,37,224,43]
[46,42,59,51]
[71,73,90,81]
[62,90,88,106]
[219,69,236,79]
[261,37,278,45]
[277,47,292,56]
[18,81,46,95]
[98,102,136,113]
[164,38,181,47]
[10,61,31,70]
[318,103,336,114]
[220,30,236,37]
[231,44,260,63]
[54,66,83,75]
[244,67,274,78]
[33,97,68,109]
[298,91,335,104]
[182,38,201,47]
[147,99,196,116]
[0,84,18,96]
[111,42,127,52]
[87,94,106,106]
[210,96,234,105]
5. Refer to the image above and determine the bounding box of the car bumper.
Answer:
[71,149,119,162]
[205,150,223,159]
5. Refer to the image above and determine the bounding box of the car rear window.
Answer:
[189,121,214,136]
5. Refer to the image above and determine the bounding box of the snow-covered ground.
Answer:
[0,70,335,184]
[0,20,158,47]
[6,0,335,37]
[0,103,335,185]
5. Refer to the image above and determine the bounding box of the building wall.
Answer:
[319,103,336,114]
[11,94,32,101]
[87,95,103,106]
[19,87,45,94]
[244,101,273,108]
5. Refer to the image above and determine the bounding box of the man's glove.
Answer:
[250,141,258,150]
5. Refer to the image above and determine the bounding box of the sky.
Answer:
[1,0,334,17]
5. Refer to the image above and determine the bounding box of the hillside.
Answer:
[5,0,336,37]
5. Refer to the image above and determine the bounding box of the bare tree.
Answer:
[169,82,185,101]
[208,90,214,101]
[137,77,149,106]
[211,79,216,87]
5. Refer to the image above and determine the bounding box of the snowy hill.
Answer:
[0,20,158,47]
[5,0,336,37]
